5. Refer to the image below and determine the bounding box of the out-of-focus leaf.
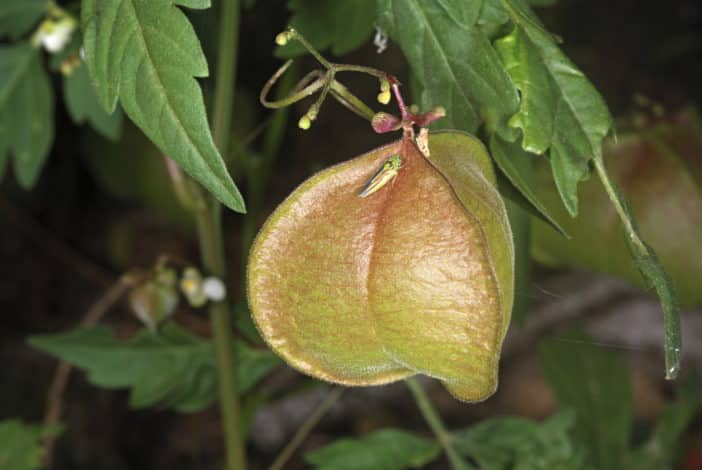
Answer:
[494,1,612,216]
[277,0,377,57]
[539,330,632,470]
[378,0,519,134]
[64,63,123,141]
[531,110,702,308]
[491,134,568,237]
[454,410,588,469]
[629,379,702,470]
[81,0,245,212]
[0,43,53,188]
[29,323,279,412]
[504,198,531,325]
[81,122,194,233]
[478,0,510,38]
[304,429,440,470]
[0,0,48,39]
[233,301,264,345]
[0,420,62,470]
[528,0,557,6]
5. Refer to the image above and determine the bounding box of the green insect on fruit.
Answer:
[358,155,403,197]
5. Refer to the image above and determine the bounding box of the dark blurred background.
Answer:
[1,0,701,468]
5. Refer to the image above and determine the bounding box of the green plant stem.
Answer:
[194,203,245,470]
[268,387,344,470]
[201,1,246,469]
[405,378,473,470]
[212,0,239,153]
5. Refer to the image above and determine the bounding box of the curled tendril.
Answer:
[260,28,445,133]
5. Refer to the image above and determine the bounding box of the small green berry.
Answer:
[377,90,392,105]
[298,115,311,130]
[275,32,290,46]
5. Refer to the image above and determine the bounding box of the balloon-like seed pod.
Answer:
[247,130,514,402]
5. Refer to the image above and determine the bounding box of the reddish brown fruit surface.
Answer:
[247,131,514,402]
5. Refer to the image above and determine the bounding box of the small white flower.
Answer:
[373,26,388,54]
[203,277,227,301]
[35,17,77,54]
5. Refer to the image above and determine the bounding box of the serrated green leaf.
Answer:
[65,63,123,141]
[378,0,519,133]
[478,0,510,32]
[277,0,377,58]
[491,134,568,237]
[0,0,49,39]
[494,1,612,216]
[305,429,441,470]
[0,420,62,470]
[539,330,632,470]
[29,323,279,412]
[0,43,53,189]
[454,410,587,470]
[81,0,245,212]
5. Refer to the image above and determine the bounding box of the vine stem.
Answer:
[202,0,246,468]
[405,378,473,470]
[268,387,345,470]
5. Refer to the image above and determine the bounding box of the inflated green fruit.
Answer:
[247,130,514,402]
[532,109,702,307]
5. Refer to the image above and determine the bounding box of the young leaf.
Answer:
[593,157,682,380]
[81,0,245,213]
[494,0,613,216]
[29,323,280,412]
[277,0,377,58]
[378,0,519,133]
[0,420,62,470]
[0,0,48,39]
[539,330,633,470]
[454,410,587,469]
[64,63,123,141]
[490,134,568,236]
[304,429,441,470]
[0,44,54,188]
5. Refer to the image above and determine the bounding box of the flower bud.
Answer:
[298,115,312,130]
[203,277,226,301]
[377,90,392,105]
[275,30,294,46]
[180,267,208,307]
[34,15,77,54]
[129,268,179,330]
